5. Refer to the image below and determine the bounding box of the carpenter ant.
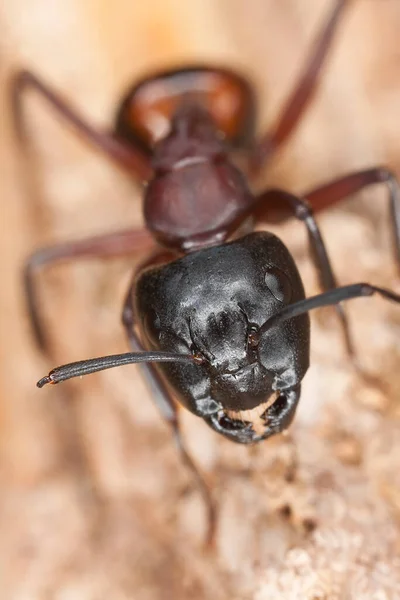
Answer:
[11,0,400,544]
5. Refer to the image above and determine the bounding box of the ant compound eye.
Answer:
[264,266,292,303]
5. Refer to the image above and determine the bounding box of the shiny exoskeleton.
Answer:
[136,232,310,444]
[11,0,400,544]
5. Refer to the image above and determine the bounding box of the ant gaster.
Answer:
[11,0,400,544]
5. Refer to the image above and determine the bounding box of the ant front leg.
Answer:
[11,70,152,182]
[24,228,154,352]
[121,276,216,548]
[251,0,349,171]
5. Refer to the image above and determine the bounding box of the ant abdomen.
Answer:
[114,66,256,154]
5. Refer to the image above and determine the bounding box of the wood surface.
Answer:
[1,1,400,598]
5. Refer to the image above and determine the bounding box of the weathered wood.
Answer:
[1,1,399,598]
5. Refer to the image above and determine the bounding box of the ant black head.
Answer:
[135,232,310,444]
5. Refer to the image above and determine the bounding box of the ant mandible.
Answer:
[11,0,400,545]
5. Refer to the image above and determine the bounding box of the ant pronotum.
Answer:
[11,0,400,545]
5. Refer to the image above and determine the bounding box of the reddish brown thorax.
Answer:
[114,67,257,252]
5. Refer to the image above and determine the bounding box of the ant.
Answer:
[11,0,400,545]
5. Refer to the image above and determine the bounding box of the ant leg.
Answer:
[24,228,154,352]
[121,278,216,547]
[11,70,152,181]
[303,167,400,269]
[254,188,356,357]
[251,0,349,171]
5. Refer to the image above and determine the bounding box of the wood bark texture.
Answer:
[1,1,400,598]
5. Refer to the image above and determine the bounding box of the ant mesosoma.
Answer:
[11,0,400,544]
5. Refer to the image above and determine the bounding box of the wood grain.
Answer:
[1,1,400,598]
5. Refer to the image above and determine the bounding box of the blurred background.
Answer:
[1,0,400,598]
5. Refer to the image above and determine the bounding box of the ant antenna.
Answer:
[37,351,195,388]
[258,283,400,339]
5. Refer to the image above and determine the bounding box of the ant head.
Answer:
[136,232,310,441]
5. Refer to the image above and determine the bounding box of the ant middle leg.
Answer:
[121,276,216,548]
[10,70,152,181]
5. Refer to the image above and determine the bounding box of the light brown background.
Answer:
[1,1,400,598]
